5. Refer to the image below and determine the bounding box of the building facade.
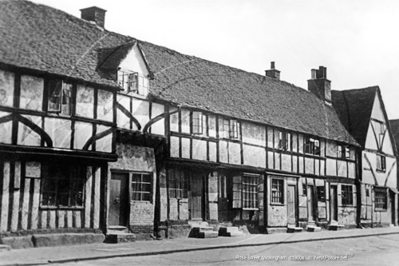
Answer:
[2,0,396,246]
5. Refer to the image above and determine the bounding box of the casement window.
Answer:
[375,188,387,210]
[337,145,350,159]
[271,178,284,204]
[376,121,385,145]
[192,111,203,134]
[220,118,240,139]
[118,71,148,95]
[341,185,353,205]
[278,130,291,151]
[376,154,386,172]
[317,186,326,202]
[232,174,259,209]
[41,164,84,207]
[168,169,189,199]
[131,173,152,201]
[304,137,320,155]
[48,80,72,116]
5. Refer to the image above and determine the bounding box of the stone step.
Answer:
[219,227,244,237]
[197,231,218,238]
[108,226,128,233]
[105,232,136,243]
[306,225,322,232]
[0,245,11,252]
[328,224,345,231]
[287,225,303,233]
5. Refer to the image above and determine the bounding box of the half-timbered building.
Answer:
[0,0,364,246]
[332,87,398,227]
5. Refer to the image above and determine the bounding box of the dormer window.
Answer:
[118,70,148,96]
[48,80,72,116]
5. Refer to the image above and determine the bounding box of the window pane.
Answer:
[48,80,62,112]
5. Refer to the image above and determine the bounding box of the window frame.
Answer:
[192,111,204,135]
[376,154,386,172]
[304,136,320,156]
[374,188,387,211]
[131,172,153,202]
[232,174,259,210]
[40,163,85,209]
[271,178,284,205]
[317,185,326,202]
[47,80,73,116]
[168,169,189,199]
[278,130,291,151]
[341,185,353,206]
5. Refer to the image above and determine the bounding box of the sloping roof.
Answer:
[0,0,357,145]
[331,87,377,147]
[97,42,136,71]
[389,119,399,154]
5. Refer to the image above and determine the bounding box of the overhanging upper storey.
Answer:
[98,41,153,98]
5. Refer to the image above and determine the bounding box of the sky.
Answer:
[34,0,399,119]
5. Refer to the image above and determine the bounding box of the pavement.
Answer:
[1,227,399,266]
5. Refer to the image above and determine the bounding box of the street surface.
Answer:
[52,234,399,266]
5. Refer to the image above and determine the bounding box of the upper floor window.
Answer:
[48,80,72,116]
[76,85,94,119]
[219,118,240,139]
[376,154,386,172]
[192,111,203,134]
[337,145,350,159]
[278,130,291,151]
[118,70,148,96]
[0,70,14,107]
[20,75,44,111]
[304,136,320,155]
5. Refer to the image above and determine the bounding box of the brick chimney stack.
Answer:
[308,66,331,104]
[80,7,107,28]
[265,61,280,80]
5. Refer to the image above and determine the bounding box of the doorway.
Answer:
[308,185,315,222]
[108,173,129,226]
[390,191,395,225]
[189,172,205,220]
[287,185,297,225]
[330,185,338,222]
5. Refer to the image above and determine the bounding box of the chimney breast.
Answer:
[308,66,331,104]
[80,6,107,28]
[265,61,280,80]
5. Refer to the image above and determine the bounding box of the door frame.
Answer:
[189,171,206,220]
[108,171,130,227]
[330,185,338,222]
[287,184,297,226]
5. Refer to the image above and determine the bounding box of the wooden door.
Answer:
[330,185,338,222]
[190,173,204,220]
[308,185,315,222]
[287,185,297,225]
[218,175,229,221]
[109,173,129,226]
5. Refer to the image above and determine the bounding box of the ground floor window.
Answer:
[41,163,85,207]
[168,169,189,199]
[341,185,353,205]
[271,178,284,204]
[317,185,326,202]
[131,173,152,201]
[375,188,387,210]
[232,174,259,209]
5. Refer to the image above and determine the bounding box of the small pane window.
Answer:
[375,189,387,210]
[168,169,189,199]
[271,179,284,204]
[242,175,258,209]
[192,111,203,134]
[48,80,72,116]
[304,137,320,155]
[131,173,152,202]
[376,155,386,172]
[341,185,353,205]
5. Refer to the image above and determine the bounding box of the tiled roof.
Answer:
[331,87,377,147]
[0,0,358,145]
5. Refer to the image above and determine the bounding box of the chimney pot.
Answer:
[80,6,107,28]
[308,66,331,104]
[265,61,280,80]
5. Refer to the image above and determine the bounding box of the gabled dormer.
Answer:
[98,41,152,97]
